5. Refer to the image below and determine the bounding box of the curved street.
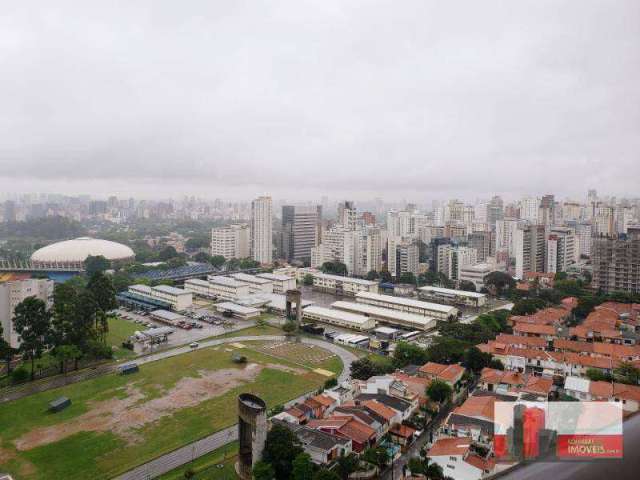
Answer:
[116,334,357,480]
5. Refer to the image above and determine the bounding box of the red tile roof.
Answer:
[513,323,556,336]
[453,395,495,421]
[522,376,553,396]
[362,400,398,422]
[494,333,547,348]
[389,423,416,439]
[427,437,472,457]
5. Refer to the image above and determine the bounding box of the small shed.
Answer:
[49,396,71,413]
[118,363,139,375]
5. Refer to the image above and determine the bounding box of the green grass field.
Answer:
[157,443,239,480]
[106,316,139,360]
[0,342,331,480]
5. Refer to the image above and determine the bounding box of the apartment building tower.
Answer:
[211,224,250,259]
[251,196,273,264]
[591,228,640,294]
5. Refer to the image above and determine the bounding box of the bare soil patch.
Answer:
[14,364,266,451]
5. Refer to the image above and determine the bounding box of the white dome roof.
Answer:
[31,237,135,264]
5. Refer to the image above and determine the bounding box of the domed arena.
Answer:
[31,237,135,270]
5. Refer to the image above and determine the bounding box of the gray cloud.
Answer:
[0,0,638,201]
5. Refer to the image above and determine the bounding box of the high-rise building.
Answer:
[251,196,273,264]
[575,222,593,257]
[281,205,322,264]
[520,197,540,223]
[468,231,494,262]
[387,237,418,278]
[487,196,504,229]
[211,224,250,259]
[538,195,555,227]
[514,224,546,279]
[365,226,383,274]
[0,278,54,348]
[338,201,357,230]
[437,245,478,280]
[545,228,577,274]
[591,228,640,294]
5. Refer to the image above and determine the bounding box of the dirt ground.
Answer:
[255,341,336,365]
[15,364,270,451]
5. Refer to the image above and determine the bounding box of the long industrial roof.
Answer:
[355,291,457,314]
[303,305,372,325]
[418,285,487,299]
[331,301,435,328]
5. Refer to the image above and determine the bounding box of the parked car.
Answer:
[189,342,199,349]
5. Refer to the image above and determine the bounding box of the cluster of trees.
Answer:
[586,362,640,386]
[8,272,117,382]
[252,424,352,480]
[321,262,348,276]
[407,456,451,479]
[350,356,395,380]
[0,216,85,240]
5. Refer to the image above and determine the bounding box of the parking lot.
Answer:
[114,307,255,352]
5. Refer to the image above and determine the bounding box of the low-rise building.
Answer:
[215,302,261,319]
[206,275,251,299]
[355,291,458,321]
[311,272,379,296]
[427,437,494,480]
[331,301,436,331]
[273,420,352,464]
[128,284,192,311]
[418,286,487,308]
[230,273,274,293]
[458,263,494,291]
[255,273,296,293]
[302,305,375,331]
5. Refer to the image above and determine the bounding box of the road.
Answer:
[496,413,640,480]
[116,335,357,480]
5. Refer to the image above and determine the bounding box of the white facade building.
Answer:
[230,273,274,293]
[311,273,379,296]
[355,291,458,320]
[302,305,375,331]
[0,278,54,348]
[210,223,250,259]
[251,196,273,264]
[255,273,296,293]
[128,284,193,311]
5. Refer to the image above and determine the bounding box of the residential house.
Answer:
[427,437,494,480]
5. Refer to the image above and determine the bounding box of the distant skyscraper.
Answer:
[281,205,322,264]
[251,196,272,264]
[338,201,357,230]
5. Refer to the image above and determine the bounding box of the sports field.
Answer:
[0,341,335,480]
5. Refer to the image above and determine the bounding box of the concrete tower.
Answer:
[237,393,267,480]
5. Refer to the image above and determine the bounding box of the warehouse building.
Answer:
[331,301,436,332]
[230,273,274,293]
[255,273,296,293]
[215,302,261,319]
[128,284,192,311]
[184,276,251,300]
[150,309,187,326]
[418,286,487,308]
[302,305,375,331]
[311,272,379,296]
[355,291,458,321]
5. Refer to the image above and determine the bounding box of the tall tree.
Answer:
[84,255,110,276]
[13,297,52,380]
[292,452,314,480]
[426,379,453,403]
[335,453,359,480]
[263,424,303,480]
[87,272,117,313]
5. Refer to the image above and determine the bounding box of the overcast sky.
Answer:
[1,0,638,202]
